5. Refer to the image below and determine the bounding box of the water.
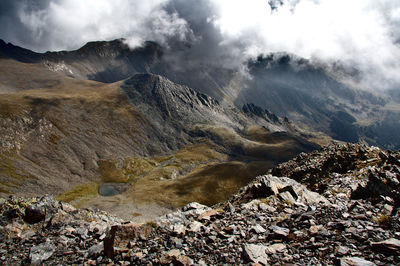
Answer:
[98,183,130,197]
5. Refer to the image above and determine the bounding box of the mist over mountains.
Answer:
[1,37,400,149]
[1,0,400,92]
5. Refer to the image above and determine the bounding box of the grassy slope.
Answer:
[0,58,322,221]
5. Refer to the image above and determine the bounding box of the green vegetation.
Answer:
[145,221,158,228]
[56,182,99,203]
[375,214,392,228]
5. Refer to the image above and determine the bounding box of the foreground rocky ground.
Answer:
[1,143,399,265]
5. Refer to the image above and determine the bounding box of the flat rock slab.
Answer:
[371,238,400,255]
[243,244,269,265]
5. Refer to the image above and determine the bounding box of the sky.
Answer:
[1,0,400,90]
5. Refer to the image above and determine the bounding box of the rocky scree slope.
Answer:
[1,143,399,265]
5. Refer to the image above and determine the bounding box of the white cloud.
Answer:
[210,0,400,90]
[15,0,190,51]
[2,0,400,90]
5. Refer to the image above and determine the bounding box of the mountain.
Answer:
[1,143,399,264]
[0,49,318,219]
[1,39,399,149]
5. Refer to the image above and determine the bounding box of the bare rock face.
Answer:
[104,223,153,258]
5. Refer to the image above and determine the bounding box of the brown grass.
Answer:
[56,182,99,203]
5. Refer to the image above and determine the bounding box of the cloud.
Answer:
[210,0,400,90]
[1,0,400,90]
[0,0,190,52]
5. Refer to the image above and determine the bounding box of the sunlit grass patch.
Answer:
[56,182,99,203]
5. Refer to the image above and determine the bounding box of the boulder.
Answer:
[24,206,46,224]
[243,244,269,265]
[242,175,328,205]
[29,241,56,265]
[371,238,400,255]
[104,223,153,258]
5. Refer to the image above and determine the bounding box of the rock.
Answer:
[269,225,289,238]
[309,225,325,235]
[242,175,328,205]
[198,209,218,220]
[251,224,266,234]
[227,202,235,213]
[29,241,56,265]
[49,210,71,226]
[60,202,76,212]
[5,221,24,238]
[24,206,46,224]
[243,244,269,265]
[183,202,210,212]
[160,249,193,265]
[171,237,183,248]
[339,257,376,266]
[258,202,276,212]
[188,221,203,232]
[104,223,153,258]
[20,229,36,240]
[336,246,350,256]
[371,238,400,255]
[173,224,186,235]
[265,243,286,254]
[278,191,296,204]
[88,243,103,258]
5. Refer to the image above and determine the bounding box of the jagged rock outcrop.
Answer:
[0,143,399,265]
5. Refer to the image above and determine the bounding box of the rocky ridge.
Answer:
[1,143,400,265]
[2,39,400,149]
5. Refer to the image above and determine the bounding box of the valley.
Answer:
[0,48,320,220]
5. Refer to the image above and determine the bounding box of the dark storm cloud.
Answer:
[0,0,400,90]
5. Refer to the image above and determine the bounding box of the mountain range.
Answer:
[0,38,399,219]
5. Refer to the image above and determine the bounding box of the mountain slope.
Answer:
[1,39,399,148]
[0,62,318,219]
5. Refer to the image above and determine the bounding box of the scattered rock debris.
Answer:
[0,143,399,265]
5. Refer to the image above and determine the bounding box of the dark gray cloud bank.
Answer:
[1,0,400,90]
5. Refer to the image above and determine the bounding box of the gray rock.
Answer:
[88,243,103,257]
[269,225,289,237]
[29,241,56,265]
[182,202,210,212]
[336,246,350,256]
[265,243,286,254]
[243,244,269,265]
[258,202,276,212]
[371,238,400,255]
[340,257,376,266]
[243,175,329,205]
[251,224,266,234]
[173,224,186,235]
[278,191,296,204]
[188,221,203,233]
